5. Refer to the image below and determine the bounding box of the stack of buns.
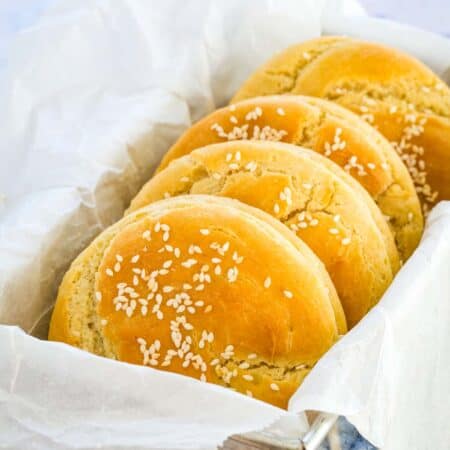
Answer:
[49,37,449,409]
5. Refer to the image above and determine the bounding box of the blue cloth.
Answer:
[319,418,377,450]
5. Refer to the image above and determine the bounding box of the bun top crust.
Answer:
[231,36,450,215]
[156,95,422,261]
[128,141,397,327]
[49,195,340,408]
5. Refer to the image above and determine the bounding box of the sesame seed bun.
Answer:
[231,36,450,216]
[49,195,342,409]
[156,95,422,261]
[128,141,398,328]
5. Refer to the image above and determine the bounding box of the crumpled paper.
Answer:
[0,1,449,449]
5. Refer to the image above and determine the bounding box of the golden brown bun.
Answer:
[156,95,422,261]
[231,36,450,215]
[128,141,398,327]
[49,195,341,409]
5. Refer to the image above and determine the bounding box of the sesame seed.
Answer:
[389,105,398,114]
[246,390,253,397]
[95,291,102,302]
[229,104,236,111]
[235,151,241,161]
[227,267,238,283]
[204,305,213,313]
[239,362,250,369]
[276,107,285,116]
[100,319,107,326]
[131,255,140,263]
[274,203,280,214]
[116,254,123,262]
[248,353,257,360]
[381,163,389,170]
[225,345,234,352]
[303,51,311,60]
[367,163,376,170]
[214,265,222,275]
[200,374,207,382]
[180,176,190,182]
[264,277,271,288]
[342,237,351,246]
[142,230,151,240]
[270,383,280,391]
[200,229,210,235]
[302,183,312,190]
[154,222,161,232]
[106,268,114,277]
[163,260,173,269]
[181,259,197,268]
[114,262,121,272]
[283,290,293,299]
[226,153,233,162]
[243,374,254,381]
[333,215,340,223]
[309,218,319,226]
[230,115,238,124]
[329,228,339,235]
[245,161,258,172]
[210,358,220,366]
[408,212,414,222]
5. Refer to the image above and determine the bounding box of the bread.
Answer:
[231,36,450,215]
[128,141,399,327]
[48,195,342,408]
[156,95,422,261]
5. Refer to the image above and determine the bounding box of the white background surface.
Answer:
[361,0,450,36]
